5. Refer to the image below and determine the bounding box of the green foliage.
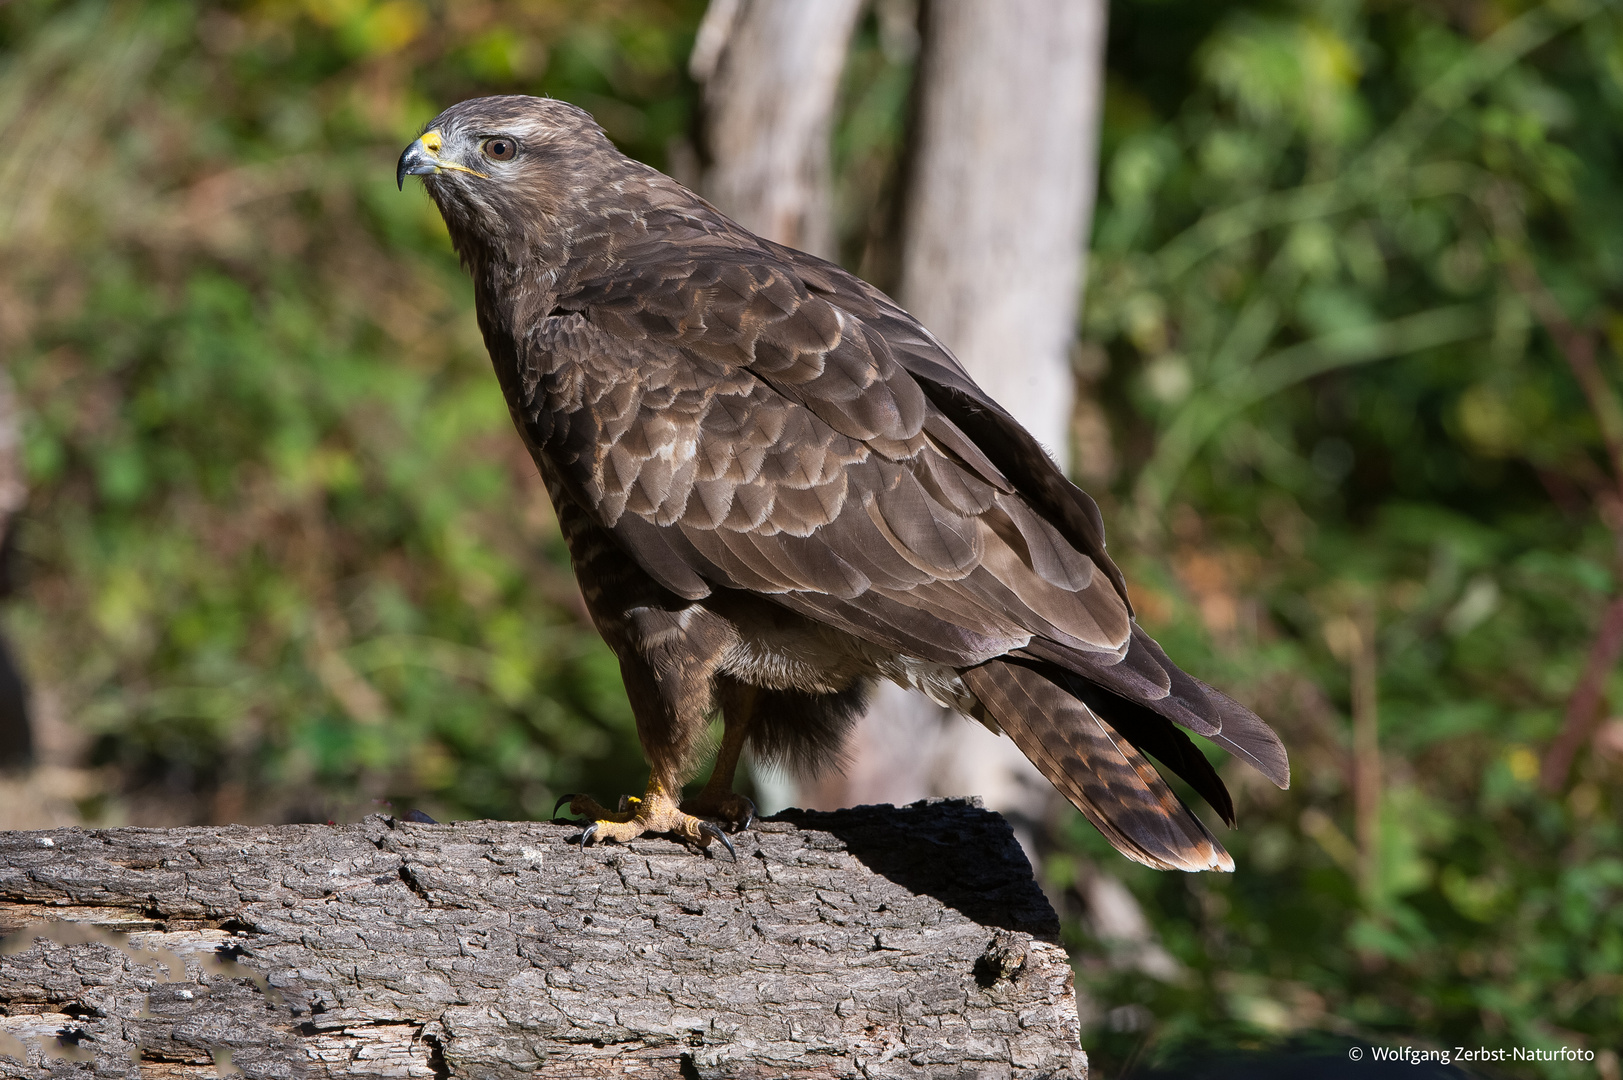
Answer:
[0,0,704,822]
[1070,0,1623,1074]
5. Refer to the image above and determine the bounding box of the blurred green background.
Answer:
[1,0,1620,1076]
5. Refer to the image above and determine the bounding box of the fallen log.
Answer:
[0,798,1086,1079]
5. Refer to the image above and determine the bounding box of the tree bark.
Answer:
[691,0,866,259]
[807,0,1110,822]
[0,800,1086,1079]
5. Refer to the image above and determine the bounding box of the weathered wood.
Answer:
[0,799,1086,1079]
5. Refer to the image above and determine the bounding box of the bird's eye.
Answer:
[482,138,517,162]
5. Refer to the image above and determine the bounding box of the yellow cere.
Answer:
[414,129,489,180]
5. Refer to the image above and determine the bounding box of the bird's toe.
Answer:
[573,790,742,857]
[679,791,756,833]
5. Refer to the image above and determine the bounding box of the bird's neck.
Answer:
[461,153,707,335]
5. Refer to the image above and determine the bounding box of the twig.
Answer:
[1541,594,1623,793]
[1504,270,1623,501]
[1351,602,1381,901]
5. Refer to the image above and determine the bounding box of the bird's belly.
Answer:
[716,611,974,714]
[867,652,978,715]
[716,620,870,696]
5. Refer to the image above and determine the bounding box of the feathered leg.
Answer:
[558,603,741,857]
[680,679,758,831]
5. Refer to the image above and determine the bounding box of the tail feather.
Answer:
[962,659,1233,873]
[1060,672,1235,826]
[1198,680,1291,789]
[1017,629,1290,792]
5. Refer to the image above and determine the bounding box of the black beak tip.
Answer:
[397,144,443,191]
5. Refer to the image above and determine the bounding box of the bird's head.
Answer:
[397,95,616,265]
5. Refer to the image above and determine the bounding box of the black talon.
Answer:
[580,822,600,848]
[553,793,583,820]
[699,821,736,861]
[734,797,756,833]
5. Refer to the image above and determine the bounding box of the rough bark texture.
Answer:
[811,0,1111,824]
[691,0,864,259]
[0,799,1085,1079]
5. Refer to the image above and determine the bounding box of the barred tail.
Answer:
[961,658,1234,872]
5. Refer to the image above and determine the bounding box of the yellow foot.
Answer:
[552,790,736,860]
[679,791,757,833]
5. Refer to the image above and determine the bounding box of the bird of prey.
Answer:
[398,96,1288,871]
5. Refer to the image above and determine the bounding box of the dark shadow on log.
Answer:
[774,800,1059,938]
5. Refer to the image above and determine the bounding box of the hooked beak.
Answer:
[396,129,488,190]
[397,129,443,190]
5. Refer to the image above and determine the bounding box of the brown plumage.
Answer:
[398,95,1289,871]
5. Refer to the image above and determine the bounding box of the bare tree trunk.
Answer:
[806,0,1110,827]
[689,0,866,814]
[900,0,1106,459]
[691,0,865,260]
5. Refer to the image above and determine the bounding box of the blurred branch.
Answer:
[1490,200,1623,502]
[1153,0,1600,287]
[308,610,386,727]
[1483,184,1623,791]
[1360,0,1602,175]
[1543,595,1623,794]
[1135,1,1604,540]
[1136,3,1605,535]
[1324,603,1381,905]
[1157,162,1478,283]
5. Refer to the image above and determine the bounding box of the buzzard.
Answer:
[398,96,1288,871]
